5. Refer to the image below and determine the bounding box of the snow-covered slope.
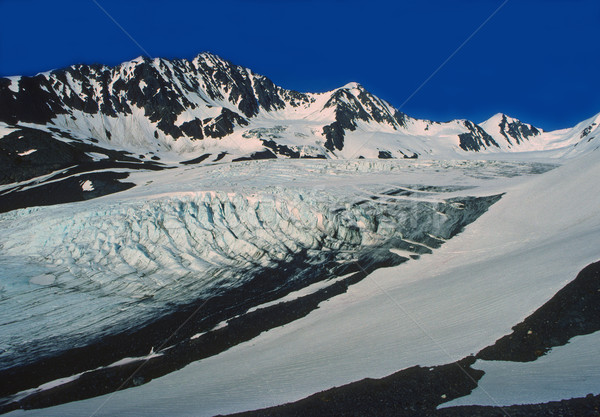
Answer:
[2,52,600,215]
[479,113,542,149]
[2,151,598,416]
[480,111,600,156]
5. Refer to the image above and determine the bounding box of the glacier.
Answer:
[0,157,574,414]
[0,159,534,370]
[2,152,598,416]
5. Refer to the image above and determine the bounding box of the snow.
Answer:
[36,375,81,392]
[106,349,163,368]
[17,149,37,156]
[6,349,163,405]
[15,52,598,163]
[246,273,355,314]
[4,153,599,416]
[80,180,94,191]
[0,122,16,138]
[4,53,600,415]
[478,111,600,156]
[341,82,360,89]
[6,76,20,93]
[85,152,109,160]
[442,331,600,408]
[29,274,55,286]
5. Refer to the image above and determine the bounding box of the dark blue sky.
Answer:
[1,0,598,131]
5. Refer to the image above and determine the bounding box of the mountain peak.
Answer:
[340,82,362,90]
[193,51,231,66]
[483,113,511,124]
[130,55,149,64]
[480,113,542,147]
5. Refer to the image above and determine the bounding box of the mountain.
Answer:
[479,113,542,148]
[0,52,599,213]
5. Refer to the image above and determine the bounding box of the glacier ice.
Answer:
[0,159,552,373]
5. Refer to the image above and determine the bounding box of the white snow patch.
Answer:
[0,122,16,138]
[7,76,20,93]
[17,149,37,156]
[389,248,418,259]
[85,152,109,160]
[37,374,83,392]
[246,273,355,314]
[107,349,163,368]
[80,180,94,191]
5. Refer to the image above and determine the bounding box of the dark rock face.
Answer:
[322,89,368,151]
[179,118,204,139]
[322,84,403,152]
[204,108,249,138]
[221,260,600,417]
[0,126,147,185]
[232,149,277,161]
[0,127,92,184]
[0,54,306,144]
[323,122,347,151]
[400,150,419,159]
[228,358,483,417]
[0,172,135,213]
[498,114,541,145]
[0,124,164,212]
[459,121,500,151]
[0,76,66,125]
[580,122,597,139]
[180,153,211,165]
[261,140,301,158]
[438,394,600,417]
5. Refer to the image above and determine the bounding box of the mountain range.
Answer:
[2,52,599,212]
[2,52,599,173]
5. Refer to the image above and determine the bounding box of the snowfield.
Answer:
[3,149,600,416]
[442,331,600,408]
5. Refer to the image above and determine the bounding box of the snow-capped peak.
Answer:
[130,55,149,64]
[480,113,542,149]
[481,112,507,125]
[0,51,598,167]
[340,82,362,90]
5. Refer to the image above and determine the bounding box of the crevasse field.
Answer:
[2,151,600,416]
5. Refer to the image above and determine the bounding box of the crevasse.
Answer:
[0,183,498,369]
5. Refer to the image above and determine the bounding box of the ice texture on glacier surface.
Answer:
[0,159,539,369]
[0,163,516,364]
[2,157,582,416]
